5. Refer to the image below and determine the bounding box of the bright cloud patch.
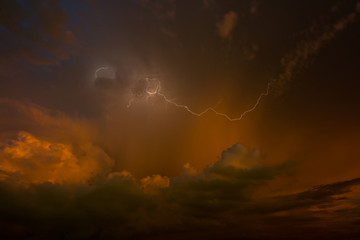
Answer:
[0,132,113,184]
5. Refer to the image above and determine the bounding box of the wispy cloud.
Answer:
[217,11,238,42]
[275,2,360,94]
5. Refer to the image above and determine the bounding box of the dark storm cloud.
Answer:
[85,0,279,108]
[250,177,360,214]
[0,100,359,239]
[85,0,360,116]
[0,96,356,239]
[234,178,360,240]
[1,1,360,239]
[0,0,78,68]
[0,98,296,238]
[0,131,359,239]
[165,145,295,220]
[0,138,294,239]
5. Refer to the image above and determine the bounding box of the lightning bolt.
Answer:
[98,2,360,122]
[143,77,272,122]
[94,67,272,122]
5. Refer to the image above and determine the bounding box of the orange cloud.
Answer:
[141,174,170,194]
[0,131,113,184]
[0,99,114,184]
[217,11,238,41]
[0,98,96,144]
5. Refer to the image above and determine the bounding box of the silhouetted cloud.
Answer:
[0,99,359,239]
[0,133,359,239]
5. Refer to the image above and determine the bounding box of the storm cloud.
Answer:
[1,0,360,239]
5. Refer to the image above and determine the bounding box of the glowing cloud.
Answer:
[217,11,238,41]
[0,132,113,184]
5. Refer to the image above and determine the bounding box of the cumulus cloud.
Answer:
[0,138,293,238]
[141,174,170,194]
[0,133,359,239]
[216,143,261,169]
[0,98,114,185]
[217,11,238,41]
[0,131,113,184]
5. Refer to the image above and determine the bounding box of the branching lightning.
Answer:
[94,66,272,122]
[142,77,272,122]
[95,2,360,122]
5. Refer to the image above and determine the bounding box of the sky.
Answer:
[0,0,360,239]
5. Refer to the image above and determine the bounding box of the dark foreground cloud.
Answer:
[0,154,359,239]
[0,101,359,239]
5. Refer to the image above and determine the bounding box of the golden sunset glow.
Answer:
[1,1,360,239]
